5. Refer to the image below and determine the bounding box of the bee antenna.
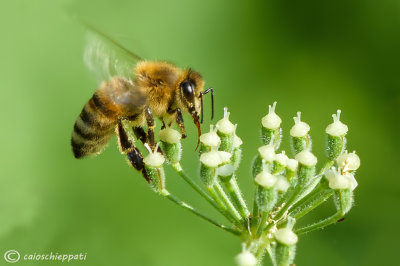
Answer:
[199,88,214,123]
[210,88,214,120]
[200,92,204,124]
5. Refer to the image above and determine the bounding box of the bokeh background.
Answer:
[1,0,399,265]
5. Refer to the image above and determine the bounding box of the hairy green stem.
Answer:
[214,182,243,222]
[206,185,243,227]
[172,163,239,225]
[163,191,241,235]
[289,189,334,220]
[222,176,250,220]
[295,212,343,235]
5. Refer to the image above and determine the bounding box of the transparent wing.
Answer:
[83,23,143,83]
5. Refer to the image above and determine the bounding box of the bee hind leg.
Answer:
[133,126,147,144]
[116,122,150,183]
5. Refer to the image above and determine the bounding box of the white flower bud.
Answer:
[336,151,360,171]
[290,112,310,137]
[158,127,181,144]
[345,173,358,191]
[200,151,222,168]
[200,125,221,148]
[275,228,298,246]
[233,125,243,148]
[326,110,348,137]
[286,159,298,171]
[217,164,235,177]
[255,171,277,188]
[235,250,257,266]
[295,150,317,167]
[258,144,276,162]
[200,151,231,168]
[143,144,165,167]
[329,174,350,190]
[275,176,290,192]
[219,151,232,164]
[275,151,289,167]
[216,107,235,135]
[325,168,358,191]
[261,101,282,130]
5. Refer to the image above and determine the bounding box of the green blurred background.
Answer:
[1,0,399,265]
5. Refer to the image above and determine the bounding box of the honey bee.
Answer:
[71,24,214,180]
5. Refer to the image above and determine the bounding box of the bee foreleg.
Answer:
[175,108,187,139]
[116,122,150,183]
[145,107,156,150]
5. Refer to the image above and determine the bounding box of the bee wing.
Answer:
[83,24,143,83]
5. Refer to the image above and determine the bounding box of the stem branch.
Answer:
[163,191,241,235]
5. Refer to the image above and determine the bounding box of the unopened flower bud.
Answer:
[275,175,290,193]
[326,110,348,160]
[285,159,298,182]
[275,228,298,246]
[159,127,182,165]
[216,107,235,152]
[255,171,277,188]
[258,144,276,163]
[273,151,289,174]
[143,143,166,193]
[235,250,257,266]
[199,125,221,155]
[295,150,317,186]
[217,164,235,182]
[325,168,358,191]
[200,151,231,186]
[336,151,360,172]
[275,218,297,266]
[252,144,275,178]
[290,112,312,155]
[255,171,278,212]
[261,102,282,149]
[231,125,243,170]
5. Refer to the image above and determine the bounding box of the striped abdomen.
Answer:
[72,77,146,158]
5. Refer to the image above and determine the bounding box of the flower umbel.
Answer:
[118,102,360,266]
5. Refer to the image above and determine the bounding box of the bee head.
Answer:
[178,69,203,122]
[178,69,214,149]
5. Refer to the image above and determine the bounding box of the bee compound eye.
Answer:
[181,81,194,99]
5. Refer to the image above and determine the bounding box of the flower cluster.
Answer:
[136,102,360,266]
